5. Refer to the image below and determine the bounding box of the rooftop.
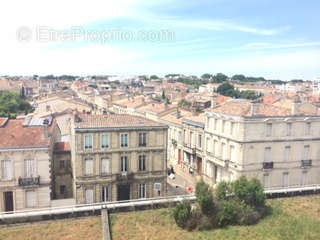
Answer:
[211,99,320,117]
[74,114,167,129]
[0,118,50,149]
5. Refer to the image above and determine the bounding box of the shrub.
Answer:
[173,200,191,228]
[185,206,202,231]
[195,181,215,215]
[233,176,266,208]
[216,200,239,227]
[216,181,233,200]
[237,203,261,225]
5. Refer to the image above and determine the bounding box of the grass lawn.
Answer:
[111,195,320,240]
[0,216,102,240]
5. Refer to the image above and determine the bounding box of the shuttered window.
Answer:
[24,159,35,177]
[1,160,12,180]
[85,188,94,204]
[101,158,110,174]
[85,158,93,175]
[26,191,36,208]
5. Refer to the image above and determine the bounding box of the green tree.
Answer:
[173,200,191,228]
[195,181,215,215]
[212,73,228,83]
[217,82,234,95]
[150,75,159,79]
[232,74,246,81]
[201,73,212,79]
[0,91,33,118]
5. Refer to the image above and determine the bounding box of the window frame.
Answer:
[138,132,147,147]
[84,157,94,176]
[120,133,129,148]
[101,134,110,149]
[138,155,147,171]
[120,155,128,172]
[84,134,93,151]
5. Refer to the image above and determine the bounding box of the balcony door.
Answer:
[4,191,14,212]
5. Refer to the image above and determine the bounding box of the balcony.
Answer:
[18,176,40,186]
[116,172,134,182]
[263,162,274,169]
[301,160,312,168]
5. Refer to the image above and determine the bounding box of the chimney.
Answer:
[176,109,181,119]
[292,96,301,115]
[251,100,260,116]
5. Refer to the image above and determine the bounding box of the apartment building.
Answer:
[71,113,168,204]
[0,117,55,212]
[181,114,206,178]
[203,99,320,190]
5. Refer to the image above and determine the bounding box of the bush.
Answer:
[217,200,239,227]
[185,206,202,231]
[237,203,261,225]
[195,181,215,215]
[233,176,265,208]
[216,181,233,200]
[173,200,191,228]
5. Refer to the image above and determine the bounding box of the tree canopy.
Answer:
[0,91,34,118]
[216,82,260,100]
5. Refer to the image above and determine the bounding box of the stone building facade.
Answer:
[203,99,320,190]
[0,117,54,212]
[71,113,168,204]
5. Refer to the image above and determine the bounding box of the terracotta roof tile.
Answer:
[0,119,50,149]
[74,114,167,129]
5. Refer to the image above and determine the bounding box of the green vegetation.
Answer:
[216,82,261,100]
[0,91,33,118]
[173,177,267,231]
[178,99,192,108]
[177,77,208,88]
[150,75,159,80]
[111,195,320,240]
[0,217,102,240]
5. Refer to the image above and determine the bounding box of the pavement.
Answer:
[166,169,195,196]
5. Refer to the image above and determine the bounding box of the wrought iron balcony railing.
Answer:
[18,176,40,186]
[301,160,312,168]
[263,162,274,169]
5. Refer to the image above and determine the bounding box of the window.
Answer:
[221,143,226,160]
[120,156,128,172]
[264,147,271,162]
[24,159,35,177]
[301,171,307,185]
[84,135,93,150]
[230,122,235,135]
[213,118,217,130]
[60,185,66,195]
[138,183,147,198]
[266,123,272,137]
[206,138,210,152]
[305,122,311,135]
[101,134,110,149]
[263,174,269,188]
[1,160,12,180]
[102,186,109,202]
[214,140,219,156]
[284,146,290,161]
[139,133,147,147]
[230,145,235,162]
[85,188,94,204]
[59,160,65,169]
[190,132,194,146]
[222,120,226,133]
[206,162,212,177]
[138,155,146,171]
[120,133,128,147]
[178,131,182,142]
[84,158,93,175]
[198,134,202,148]
[303,145,310,160]
[286,123,292,136]
[101,157,110,174]
[26,191,36,208]
[282,172,289,187]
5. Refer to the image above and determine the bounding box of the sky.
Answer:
[0,0,319,80]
